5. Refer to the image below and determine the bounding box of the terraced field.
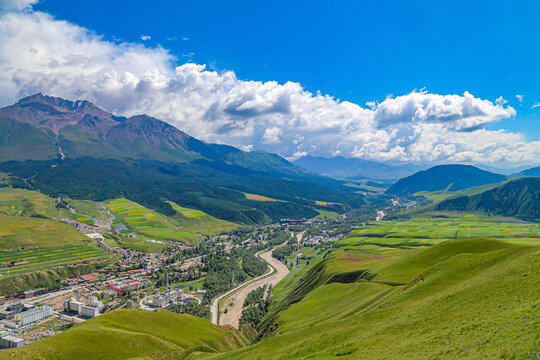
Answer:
[0,187,107,225]
[105,198,238,242]
[0,244,112,277]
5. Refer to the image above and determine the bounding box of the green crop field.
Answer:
[349,216,540,244]
[0,187,107,224]
[314,208,340,219]
[0,214,88,249]
[0,243,113,277]
[103,234,168,253]
[105,198,238,242]
[0,310,246,360]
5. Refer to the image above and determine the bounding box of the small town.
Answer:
[0,211,354,349]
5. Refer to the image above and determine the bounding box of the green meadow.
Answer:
[314,208,340,219]
[349,215,540,244]
[0,187,108,225]
[103,234,168,253]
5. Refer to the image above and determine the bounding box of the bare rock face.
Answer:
[0,93,118,134]
[105,114,191,149]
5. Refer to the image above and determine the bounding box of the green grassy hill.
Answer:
[0,214,87,249]
[0,310,246,360]
[436,177,540,221]
[205,237,538,359]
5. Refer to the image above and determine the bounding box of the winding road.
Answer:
[210,242,290,327]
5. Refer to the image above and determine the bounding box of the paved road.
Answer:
[210,242,290,327]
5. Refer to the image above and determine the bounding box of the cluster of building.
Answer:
[149,289,184,308]
[63,296,103,318]
[147,288,198,308]
[110,279,143,293]
[0,302,54,332]
[279,218,307,227]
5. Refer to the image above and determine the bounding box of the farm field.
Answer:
[0,187,107,225]
[314,208,340,219]
[350,215,540,244]
[0,243,113,277]
[105,198,238,243]
[103,234,168,253]
[0,214,88,249]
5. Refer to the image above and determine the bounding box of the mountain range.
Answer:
[0,93,310,177]
[0,94,362,224]
[385,164,508,196]
[292,155,427,181]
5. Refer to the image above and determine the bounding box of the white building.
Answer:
[85,233,104,241]
[64,298,84,313]
[0,335,24,348]
[80,305,100,318]
[150,289,184,308]
[63,298,101,318]
[15,305,53,326]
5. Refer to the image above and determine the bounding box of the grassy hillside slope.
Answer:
[204,238,538,359]
[436,177,540,221]
[0,310,246,360]
[0,214,87,249]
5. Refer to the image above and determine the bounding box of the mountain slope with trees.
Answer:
[0,94,362,225]
[436,177,540,220]
[386,164,507,196]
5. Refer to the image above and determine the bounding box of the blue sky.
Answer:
[0,0,538,167]
[35,0,540,139]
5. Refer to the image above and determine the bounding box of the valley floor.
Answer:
[218,246,290,328]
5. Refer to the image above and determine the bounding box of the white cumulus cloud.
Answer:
[0,7,536,168]
[0,0,38,11]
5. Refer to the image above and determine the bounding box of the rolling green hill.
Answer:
[436,177,540,220]
[0,310,246,360]
[207,236,538,359]
[386,164,506,196]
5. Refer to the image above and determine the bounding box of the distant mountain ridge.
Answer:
[436,177,540,220]
[0,93,309,176]
[517,166,540,178]
[293,155,426,181]
[0,94,361,225]
[386,164,507,196]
